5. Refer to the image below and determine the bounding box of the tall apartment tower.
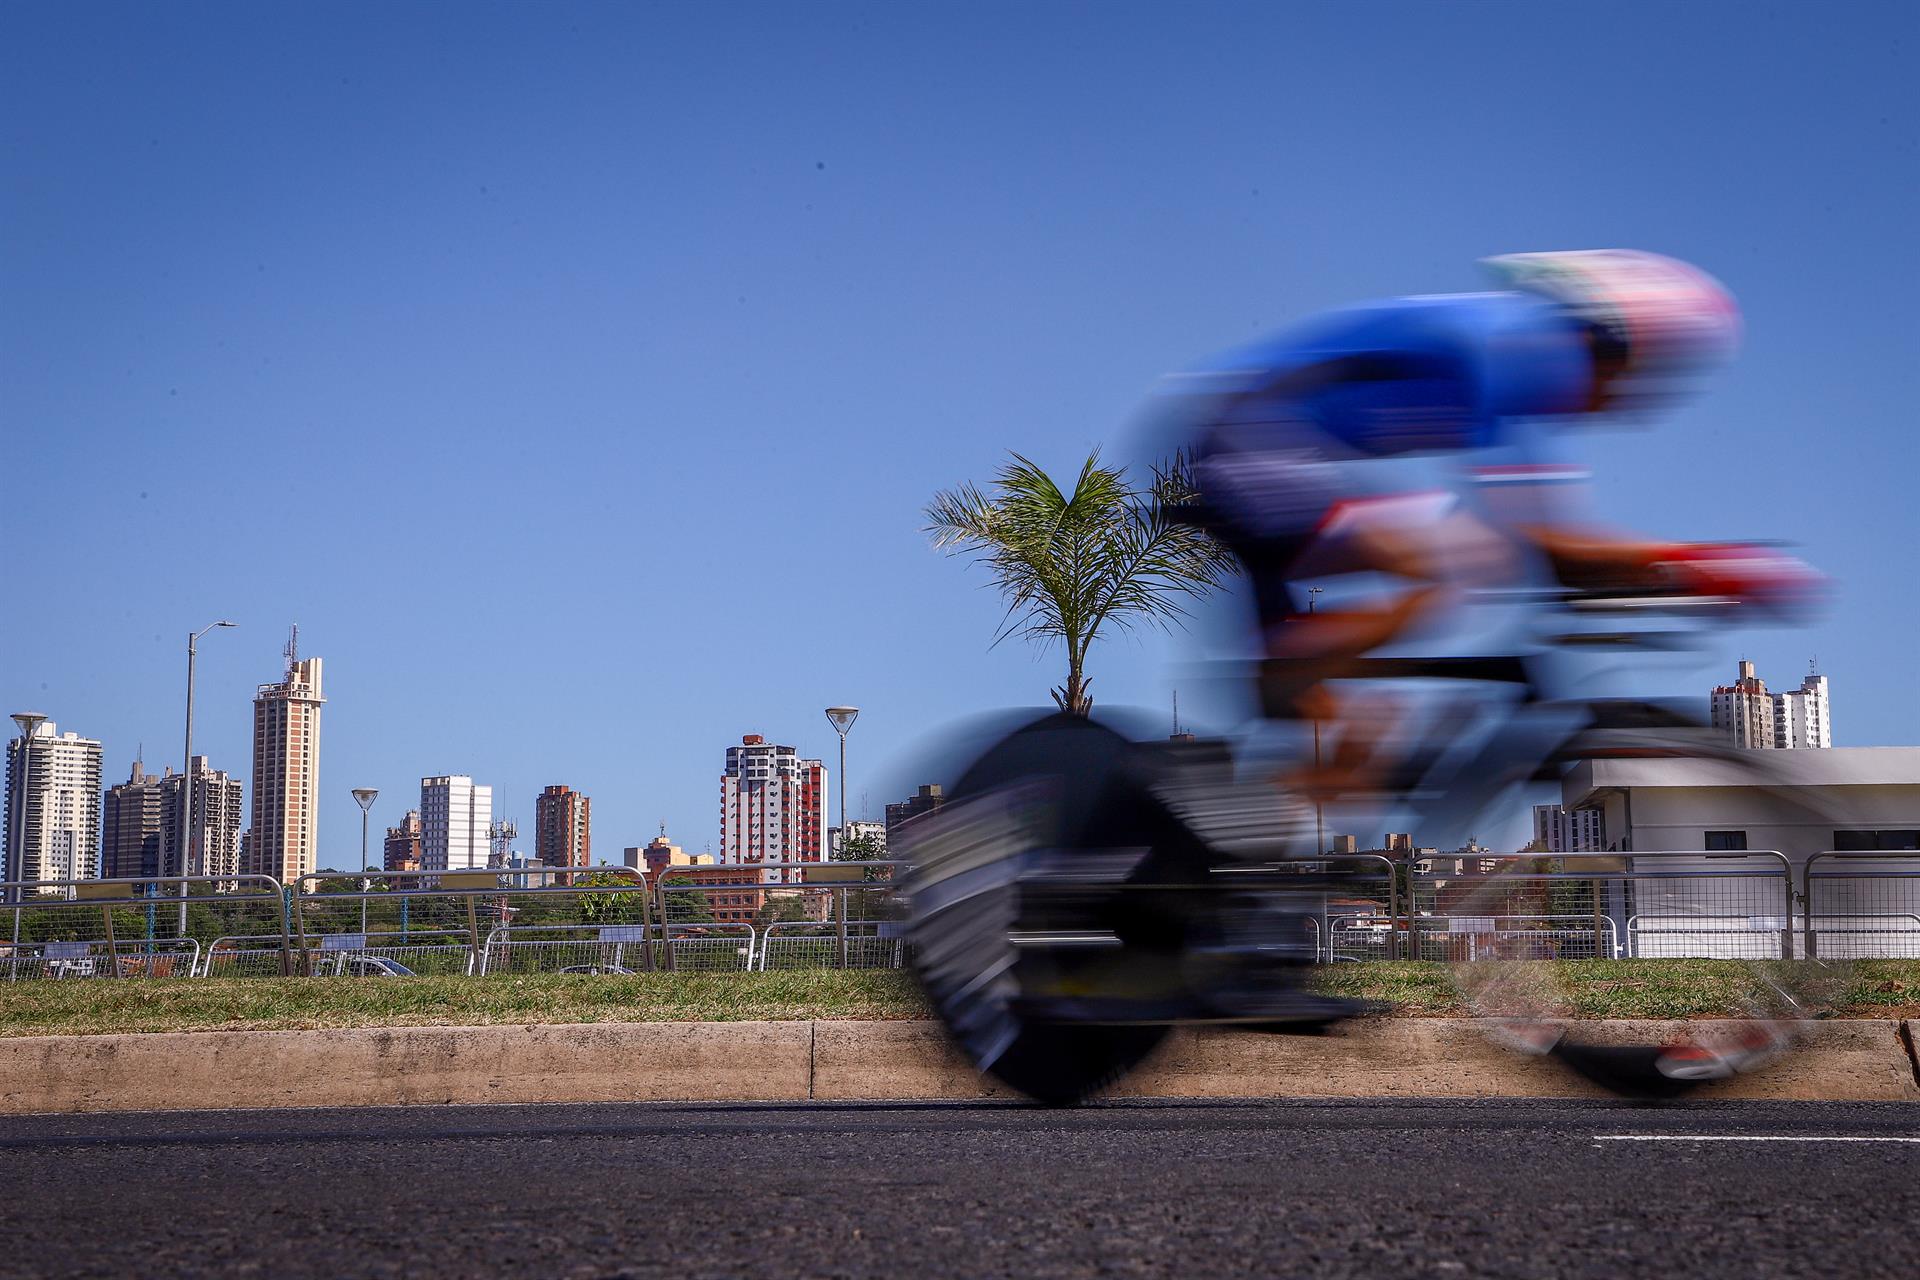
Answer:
[1711,661,1775,749]
[4,722,104,884]
[246,636,324,883]
[383,810,424,874]
[1532,804,1604,853]
[173,757,245,881]
[1710,660,1832,750]
[102,760,167,880]
[533,785,591,870]
[420,776,492,871]
[718,735,827,883]
[1774,668,1833,749]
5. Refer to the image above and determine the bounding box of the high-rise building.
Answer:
[420,776,492,871]
[5,721,104,884]
[533,785,591,870]
[718,735,827,883]
[1711,660,1832,750]
[383,810,424,873]
[102,760,167,880]
[169,756,244,881]
[884,784,945,832]
[1774,669,1833,749]
[1711,660,1775,749]
[245,636,324,883]
[1531,804,1604,852]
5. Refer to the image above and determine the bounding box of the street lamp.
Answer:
[9,713,48,931]
[824,707,859,858]
[352,788,379,936]
[179,621,236,933]
[1307,588,1325,858]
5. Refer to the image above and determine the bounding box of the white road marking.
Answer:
[1595,1135,1920,1144]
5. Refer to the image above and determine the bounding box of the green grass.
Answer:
[0,961,1913,1037]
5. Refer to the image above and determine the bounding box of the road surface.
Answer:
[0,1098,1914,1277]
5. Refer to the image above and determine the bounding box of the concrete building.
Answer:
[1561,747,1920,861]
[718,735,827,882]
[5,721,103,884]
[533,785,591,870]
[829,819,887,858]
[101,760,167,880]
[169,757,244,881]
[383,810,424,874]
[420,776,492,872]
[1710,660,1832,751]
[884,784,945,832]
[246,645,324,883]
[1531,804,1605,853]
[628,832,710,877]
[1775,670,1833,749]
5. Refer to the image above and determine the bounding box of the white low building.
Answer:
[1561,748,1920,958]
[1561,747,1920,860]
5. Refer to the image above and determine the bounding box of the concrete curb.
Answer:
[0,1019,1912,1114]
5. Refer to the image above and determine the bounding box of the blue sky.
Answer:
[4,1,1915,861]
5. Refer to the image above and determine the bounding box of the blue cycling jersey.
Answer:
[1166,291,1596,458]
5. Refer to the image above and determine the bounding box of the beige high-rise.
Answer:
[246,652,324,884]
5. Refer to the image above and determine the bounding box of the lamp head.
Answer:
[825,706,860,735]
[351,788,379,810]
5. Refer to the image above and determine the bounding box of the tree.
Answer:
[925,449,1234,715]
[831,830,886,863]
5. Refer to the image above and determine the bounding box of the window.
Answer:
[1834,830,1920,852]
[1703,830,1747,851]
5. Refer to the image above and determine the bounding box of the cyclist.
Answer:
[1163,249,1803,798]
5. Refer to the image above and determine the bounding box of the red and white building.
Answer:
[718,734,827,883]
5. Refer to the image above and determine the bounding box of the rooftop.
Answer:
[1565,747,1920,801]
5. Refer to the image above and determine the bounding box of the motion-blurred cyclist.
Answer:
[1164,249,1807,798]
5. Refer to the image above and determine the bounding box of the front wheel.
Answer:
[898,714,1171,1104]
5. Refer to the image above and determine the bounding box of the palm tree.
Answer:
[925,449,1235,715]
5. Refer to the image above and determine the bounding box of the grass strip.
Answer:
[0,961,1913,1037]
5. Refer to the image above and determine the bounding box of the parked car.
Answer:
[315,954,416,977]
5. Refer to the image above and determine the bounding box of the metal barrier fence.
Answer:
[0,849,1915,980]
[653,860,906,972]
[1803,851,1920,959]
[1403,851,1796,962]
[1,875,289,982]
[291,866,656,977]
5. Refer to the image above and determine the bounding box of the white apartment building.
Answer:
[4,722,103,884]
[719,735,827,883]
[420,775,493,871]
[1774,672,1832,749]
[247,649,324,883]
[1531,804,1604,852]
[829,819,887,857]
[1710,660,1832,750]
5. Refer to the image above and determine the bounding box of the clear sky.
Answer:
[4,1,1915,863]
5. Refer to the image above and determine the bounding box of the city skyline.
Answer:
[4,5,1915,860]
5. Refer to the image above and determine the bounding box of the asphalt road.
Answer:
[0,1098,1915,1279]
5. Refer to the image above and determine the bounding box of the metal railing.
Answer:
[0,875,289,981]
[0,847,1911,981]
[1802,850,1920,959]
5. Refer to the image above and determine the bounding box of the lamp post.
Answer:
[824,707,859,858]
[179,621,237,933]
[1307,588,1325,858]
[9,713,48,970]
[352,788,379,937]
